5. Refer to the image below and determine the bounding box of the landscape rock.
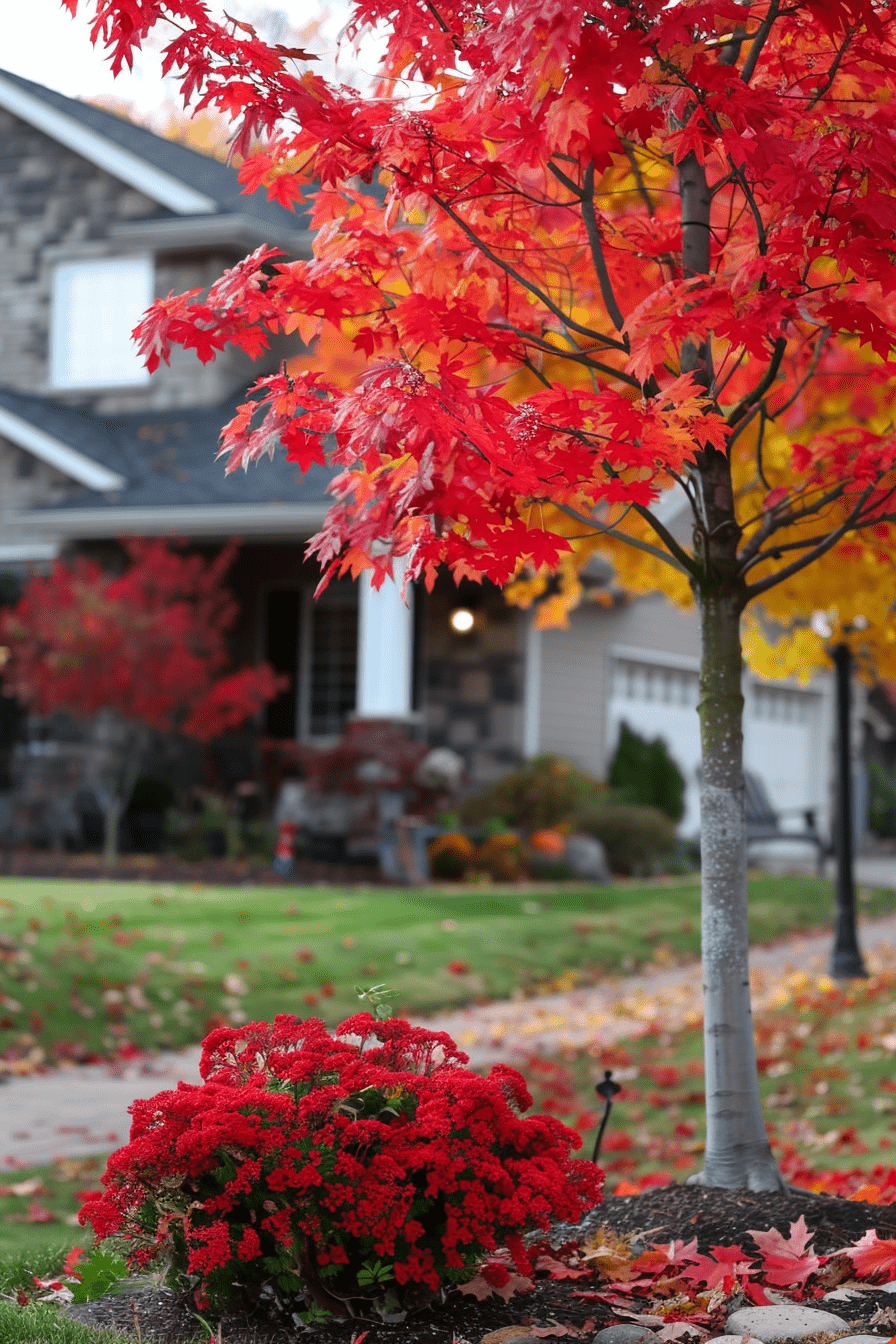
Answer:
[725,1306,850,1341]
[834,1336,890,1343]
[564,834,611,883]
[591,1325,658,1344]
[480,1330,543,1344]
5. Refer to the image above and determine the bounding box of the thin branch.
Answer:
[581,162,628,333]
[738,480,851,564]
[431,193,629,351]
[726,338,786,428]
[741,0,781,83]
[620,140,656,215]
[767,328,828,421]
[631,502,698,575]
[547,159,583,199]
[488,322,640,385]
[520,354,553,389]
[552,504,695,576]
[807,28,854,109]
[744,487,874,599]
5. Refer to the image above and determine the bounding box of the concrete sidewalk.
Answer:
[1,861,894,1169]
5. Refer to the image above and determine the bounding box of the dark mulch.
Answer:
[62,1184,896,1344]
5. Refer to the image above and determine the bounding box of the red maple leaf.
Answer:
[747,1217,821,1288]
[846,1231,896,1282]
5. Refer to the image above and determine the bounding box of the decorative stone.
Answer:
[834,1336,890,1344]
[565,834,611,884]
[591,1326,658,1344]
[480,1332,542,1344]
[725,1306,850,1341]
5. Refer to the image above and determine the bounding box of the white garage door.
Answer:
[607,651,825,839]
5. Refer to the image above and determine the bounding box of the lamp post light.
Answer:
[815,612,870,980]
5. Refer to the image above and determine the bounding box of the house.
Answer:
[0,66,843,847]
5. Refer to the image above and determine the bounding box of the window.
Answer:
[306,583,358,738]
[51,257,153,388]
[263,580,359,741]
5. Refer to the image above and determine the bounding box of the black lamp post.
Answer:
[829,640,868,980]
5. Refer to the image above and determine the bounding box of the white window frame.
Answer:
[51,256,153,390]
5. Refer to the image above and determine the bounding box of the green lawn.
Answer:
[0,873,892,1067]
[523,967,896,1194]
[0,873,894,1340]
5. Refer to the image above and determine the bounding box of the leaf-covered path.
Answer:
[1,882,895,1167]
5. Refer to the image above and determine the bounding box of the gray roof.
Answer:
[0,383,336,513]
[0,66,310,235]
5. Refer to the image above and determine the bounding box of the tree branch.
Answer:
[744,487,875,599]
[741,0,781,84]
[552,504,695,576]
[726,337,786,429]
[631,502,699,575]
[581,162,628,334]
[432,192,629,351]
[488,322,640,385]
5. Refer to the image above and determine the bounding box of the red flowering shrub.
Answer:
[79,1013,602,1322]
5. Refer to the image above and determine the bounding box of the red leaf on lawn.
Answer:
[21,1202,56,1223]
[63,1245,86,1277]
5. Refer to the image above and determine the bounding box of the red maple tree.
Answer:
[66,0,896,1188]
[0,539,283,865]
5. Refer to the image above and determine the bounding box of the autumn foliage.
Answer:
[0,539,282,739]
[79,1012,602,1317]
[63,0,896,606]
[65,0,896,1189]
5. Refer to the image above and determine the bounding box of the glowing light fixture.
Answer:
[449,607,475,633]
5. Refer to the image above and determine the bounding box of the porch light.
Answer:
[449,607,475,633]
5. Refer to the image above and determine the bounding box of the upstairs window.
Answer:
[51,257,153,389]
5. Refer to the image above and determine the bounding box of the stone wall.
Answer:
[418,579,526,789]
[0,108,279,413]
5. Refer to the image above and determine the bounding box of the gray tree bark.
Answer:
[691,585,785,1191]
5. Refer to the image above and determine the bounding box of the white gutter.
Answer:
[0,74,217,217]
[10,502,330,538]
[0,405,126,492]
[0,542,59,563]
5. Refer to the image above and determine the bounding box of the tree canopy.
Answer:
[66,0,896,1188]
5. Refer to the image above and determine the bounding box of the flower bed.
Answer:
[79,1013,602,1325]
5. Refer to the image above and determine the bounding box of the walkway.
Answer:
[1,857,894,1168]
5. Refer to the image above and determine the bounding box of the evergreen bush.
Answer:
[608,723,686,823]
[868,759,896,838]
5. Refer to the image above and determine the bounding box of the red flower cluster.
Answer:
[80,1014,602,1319]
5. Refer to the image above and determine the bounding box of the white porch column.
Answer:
[355,557,414,717]
[522,613,542,757]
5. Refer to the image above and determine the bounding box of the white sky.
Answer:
[0,0,359,115]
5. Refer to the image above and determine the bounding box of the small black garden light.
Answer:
[592,1069,622,1164]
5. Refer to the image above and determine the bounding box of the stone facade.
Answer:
[0,108,275,415]
[419,578,526,787]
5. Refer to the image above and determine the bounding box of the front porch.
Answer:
[226,542,527,791]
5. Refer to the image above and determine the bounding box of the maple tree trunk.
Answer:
[692,581,785,1191]
[102,796,124,870]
